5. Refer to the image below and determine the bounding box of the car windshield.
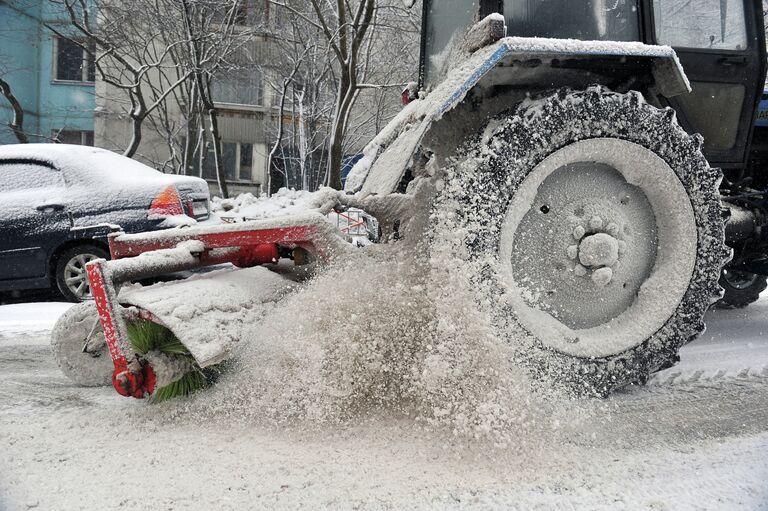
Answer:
[505,0,640,41]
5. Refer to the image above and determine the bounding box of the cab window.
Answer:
[652,0,748,50]
[505,0,640,42]
[424,0,479,87]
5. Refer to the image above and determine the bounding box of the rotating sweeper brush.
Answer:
[51,2,768,399]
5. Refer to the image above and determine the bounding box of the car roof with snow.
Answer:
[0,143,179,185]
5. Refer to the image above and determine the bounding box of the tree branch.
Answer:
[0,76,28,143]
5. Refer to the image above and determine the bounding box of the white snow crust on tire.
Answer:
[51,302,113,387]
[431,87,729,395]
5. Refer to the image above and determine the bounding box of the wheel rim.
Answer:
[497,138,697,358]
[722,269,760,290]
[63,253,100,300]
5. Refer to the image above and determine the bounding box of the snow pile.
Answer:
[211,188,314,222]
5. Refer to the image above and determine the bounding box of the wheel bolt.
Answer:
[592,267,613,287]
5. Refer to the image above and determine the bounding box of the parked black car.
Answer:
[0,144,210,301]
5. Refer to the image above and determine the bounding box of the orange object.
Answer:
[148,185,184,217]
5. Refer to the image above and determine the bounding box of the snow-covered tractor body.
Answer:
[53,0,768,399]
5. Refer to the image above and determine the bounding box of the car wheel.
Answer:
[55,244,109,302]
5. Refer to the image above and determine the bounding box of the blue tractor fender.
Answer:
[346,36,691,198]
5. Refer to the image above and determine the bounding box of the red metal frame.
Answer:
[109,225,318,259]
[88,222,322,399]
[87,260,156,398]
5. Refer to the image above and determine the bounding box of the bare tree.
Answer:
[266,0,418,191]
[266,53,306,195]
[0,75,28,143]
[178,0,259,198]
[47,0,193,157]
[262,3,336,193]
[49,0,257,198]
[308,0,376,190]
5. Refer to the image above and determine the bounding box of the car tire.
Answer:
[54,244,109,302]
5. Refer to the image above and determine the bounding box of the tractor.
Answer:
[52,0,768,399]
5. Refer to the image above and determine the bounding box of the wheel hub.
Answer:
[571,226,621,286]
[505,162,657,330]
[497,138,697,358]
[64,253,100,299]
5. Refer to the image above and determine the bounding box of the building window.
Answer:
[53,129,94,146]
[239,143,253,181]
[55,36,95,82]
[202,141,256,182]
[222,142,237,180]
[202,145,217,179]
[213,67,263,107]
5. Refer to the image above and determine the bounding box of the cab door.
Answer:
[648,0,766,171]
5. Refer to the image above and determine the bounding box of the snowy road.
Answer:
[1,300,767,510]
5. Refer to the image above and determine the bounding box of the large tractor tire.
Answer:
[716,269,767,308]
[433,87,728,395]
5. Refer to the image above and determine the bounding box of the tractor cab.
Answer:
[419,0,766,178]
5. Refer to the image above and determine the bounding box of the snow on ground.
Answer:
[0,302,73,345]
[0,292,767,510]
[653,301,768,385]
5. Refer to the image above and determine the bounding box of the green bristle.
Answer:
[150,369,209,403]
[126,319,215,403]
[127,319,180,355]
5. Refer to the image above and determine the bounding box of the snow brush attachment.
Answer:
[126,319,215,403]
[82,212,345,401]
